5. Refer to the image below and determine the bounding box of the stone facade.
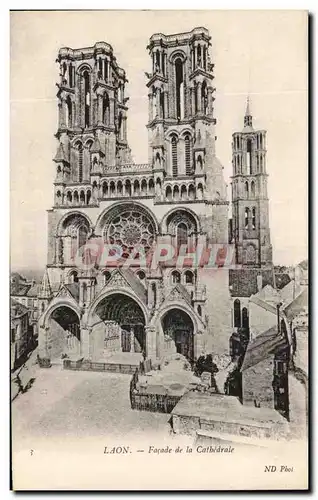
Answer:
[38,28,273,365]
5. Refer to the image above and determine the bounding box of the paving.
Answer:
[12,365,172,451]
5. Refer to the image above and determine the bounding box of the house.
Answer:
[10,298,32,369]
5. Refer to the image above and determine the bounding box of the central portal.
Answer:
[93,293,146,357]
[162,309,194,362]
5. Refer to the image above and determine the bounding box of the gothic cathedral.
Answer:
[38,27,273,365]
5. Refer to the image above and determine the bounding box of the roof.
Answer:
[229,268,275,298]
[26,284,40,297]
[64,283,80,302]
[283,288,308,322]
[241,326,287,372]
[10,298,29,318]
[275,273,291,290]
[11,283,31,296]
[53,143,68,163]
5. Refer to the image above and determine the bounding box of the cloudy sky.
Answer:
[10,10,307,271]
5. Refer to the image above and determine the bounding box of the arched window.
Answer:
[245,181,249,197]
[176,222,188,249]
[197,155,203,170]
[184,134,192,175]
[189,184,196,200]
[245,207,249,229]
[102,182,108,198]
[69,270,78,283]
[78,224,88,251]
[185,270,194,284]
[103,93,110,125]
[86,190,91,205]
[171,135,178,177]
[181,185,187,201]
[251,181,255,198]
[234,299,241,328]
[74,190,79,204]
[203,46,207,70]
[66,96,72,128]
[160,89,165,118]
[83,70,91,128]
[201,81,208,114]
[69,64,74,88]
[134,180,140,196]
[125,180,132,197]
[242,307,249,330]
[166,186,172,201]
[171,270,181,284]
[148,179,154,195]
[117,181,123,196]
[80,190,85,205]
[247,139,252,174]
[66,191,72,204]
[175,58,184,119]
[173,185,179,201]
[197,305,202,317]
[252,207,256,229]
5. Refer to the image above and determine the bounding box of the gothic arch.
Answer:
[95,201,159,236]
[168,50,187,64]
[40,297,81,329]
[161,206,201,234]
[56,211,93,236]
[87,288,149,327]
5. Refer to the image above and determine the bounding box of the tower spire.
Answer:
[243,95,253,130]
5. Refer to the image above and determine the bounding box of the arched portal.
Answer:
[48,306,80,360]
[91,293,146,358]
[162,308,194,361]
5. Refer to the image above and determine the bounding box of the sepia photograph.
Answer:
[10,9,308,491]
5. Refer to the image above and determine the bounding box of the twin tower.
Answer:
[53,27,272,267]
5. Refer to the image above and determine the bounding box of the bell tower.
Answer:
[146,27,217,197]
[54,42,132,208]
[231,99,272,266]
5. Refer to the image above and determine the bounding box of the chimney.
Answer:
[257,274,263,292]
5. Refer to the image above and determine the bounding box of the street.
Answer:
[12,366,173,452]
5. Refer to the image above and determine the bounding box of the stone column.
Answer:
[109,97,115,126]
[197,82,202,113]
[156,88,160,118]
[81,327,90,359]
[97,94,103,124]
[148,93,153,122]
[145,326,156,359]
[164,91,169,119]
[130,327,135,353]
[191,87,195,116]
[207,87,213,115]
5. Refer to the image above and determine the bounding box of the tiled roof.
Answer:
[241,326,287,372]
[229,268,275,297]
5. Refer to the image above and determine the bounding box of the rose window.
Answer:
[103,209,155,256]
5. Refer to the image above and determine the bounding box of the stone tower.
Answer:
[231,99,272,266]
[53,42,132,210]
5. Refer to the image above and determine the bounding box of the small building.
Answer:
[10,298,32,369]
[240,324,290,419]
[10,272,41,337]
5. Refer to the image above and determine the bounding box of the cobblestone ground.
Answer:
[12,366,173,452]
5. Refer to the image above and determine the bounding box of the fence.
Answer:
[129,365,182,414]
[63,358,137,374]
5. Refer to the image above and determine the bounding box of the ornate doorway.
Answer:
[162,309,194,361]
[94,293,146,355]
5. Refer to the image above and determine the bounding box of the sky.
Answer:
[10,10,308,271]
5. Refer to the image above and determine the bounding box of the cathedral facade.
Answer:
[38,27,273,364]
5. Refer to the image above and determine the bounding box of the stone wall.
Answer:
[242,357,275,408]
